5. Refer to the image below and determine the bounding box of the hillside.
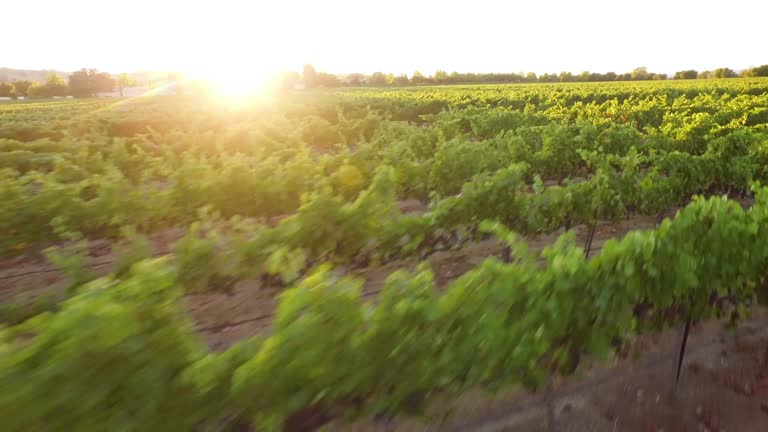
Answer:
[0,67,170,86]
[0,67,70,82]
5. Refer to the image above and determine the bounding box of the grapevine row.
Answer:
[4,190,768,430]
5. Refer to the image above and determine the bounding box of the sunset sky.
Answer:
[5,0,765,77]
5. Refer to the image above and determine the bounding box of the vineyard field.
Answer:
[4,78,768,431]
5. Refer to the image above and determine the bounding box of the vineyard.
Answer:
[4,79,768,431]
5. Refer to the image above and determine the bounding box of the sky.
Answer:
[4,0,766,78]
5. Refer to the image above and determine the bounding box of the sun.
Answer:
[211,74,267,97]
[195,64,276,98]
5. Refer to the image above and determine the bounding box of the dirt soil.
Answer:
[0,226,185,303]
[0,214,660,349]
[187,214,660,348]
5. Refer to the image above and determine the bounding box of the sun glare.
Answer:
[211,75,265,97]
[196,64,276,99]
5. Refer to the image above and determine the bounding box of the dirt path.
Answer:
[189,214,659,349]
[0,214,660,349]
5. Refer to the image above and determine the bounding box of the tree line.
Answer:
[295,64,768,88]
[3,64,767,98]
[0,69,136,99]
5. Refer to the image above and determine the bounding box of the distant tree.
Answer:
[368,72,387,86]
[558,71,574,82]
[748,65,768,77]
[346,73,365,86]
[538,73,556,83]
[411,71,428,85]
[26,82,41,97]
[95,72,115,92]
[68,69,115,97]
[28,73,68,98]
[48,73,67,93]
[117,73,136,96]
[587,72,604,82]
[674,70,698,79]
[262,65,750,87]
[0,82,14,98]
[434,69,448,84]
[631,67,650,80]
[713,68,737,78]
[457,72,474,83]
[303,64,318,88]
[393,74,410,86]
[11,80,33,97]
[315,72,341,87]
[46,73,68,94]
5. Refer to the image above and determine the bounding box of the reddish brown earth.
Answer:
[0,213,662,349]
